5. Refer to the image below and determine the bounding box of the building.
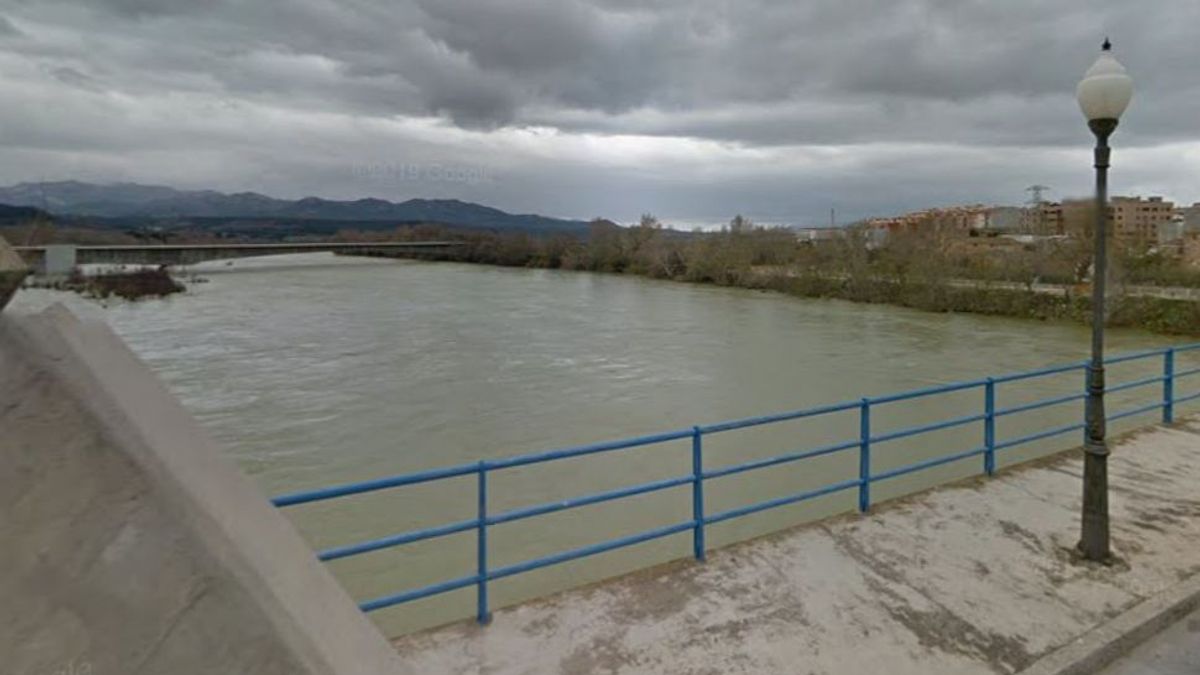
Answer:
[1028,202,1065,235]
[1182,230,1200,266]
[1112,196,1174,249]
[1179,203,1200,231]
[1161,203,1200,258]
[983,206,1024,233]
[861,197,1181,251]
[794,226,845,243]
[1060,195,1175,250]
[1158,215,1185,251]
[1060,199,1093,240]
[863,204,989,239]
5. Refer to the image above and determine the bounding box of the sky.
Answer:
[0,0,1197,227]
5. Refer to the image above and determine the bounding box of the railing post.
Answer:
[1163,348,1175,424]
[984,378,996,476]
[476,460,491,625]
[858,398,871,513]
[691,426,706,562]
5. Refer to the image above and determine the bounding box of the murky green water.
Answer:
[13,255,1198,636]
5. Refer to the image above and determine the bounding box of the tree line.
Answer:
[339,215,1200,335]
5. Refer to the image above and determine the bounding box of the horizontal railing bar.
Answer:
[1109,401,1165,422]
[995,391,1086,418]
[991,361,1085,384]
[488,475,693,526]
[1174,343,1200,353]
[1175,366,1200,378]
[869,379,986,405]
[317,518,478,562]
[1107,375,1167,394]
[360,574,478,613]
[272,462,480,507]
[703,439,860,480]
[994,422,1085,451]
[871,446,986,483]
[488,521,695,582]
[704,478,861,526]
[870,412,986,445]
[1104,347,1168,365]
[1176,390,1200,404]
[488,428,693,470]
[697,399,861,434]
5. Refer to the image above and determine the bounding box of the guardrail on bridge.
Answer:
[272,343,1200,625]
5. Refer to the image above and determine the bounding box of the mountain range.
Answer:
[0,203,51,223]
[0,181,591,235]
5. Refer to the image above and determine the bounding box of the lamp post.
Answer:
[1075,39,1133,562]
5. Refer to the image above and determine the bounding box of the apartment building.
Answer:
[1060,195,1175,249]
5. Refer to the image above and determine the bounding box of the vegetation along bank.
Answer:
[345,217,1200,336]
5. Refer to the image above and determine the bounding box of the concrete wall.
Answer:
[0,305,410,674]
[0,235,29,309]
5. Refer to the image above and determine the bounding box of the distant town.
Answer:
[796,195,1200,262]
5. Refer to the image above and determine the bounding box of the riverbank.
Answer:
[393,417,1200,674]
[359,246,1200,336]
[758,272,1200,336]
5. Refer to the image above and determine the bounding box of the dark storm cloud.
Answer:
[0,0,1197,223]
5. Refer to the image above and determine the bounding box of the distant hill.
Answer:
[0,181,591,236]
[0,203,52,223]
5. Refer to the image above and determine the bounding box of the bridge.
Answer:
[13,240,460,275]
[5,232,1200,673]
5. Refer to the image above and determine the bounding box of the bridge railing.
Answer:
[272,343,1200,624]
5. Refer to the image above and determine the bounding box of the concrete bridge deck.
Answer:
[1099,606,1200,675]
[393,420,1200,674]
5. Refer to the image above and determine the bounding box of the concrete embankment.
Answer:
[394,420,1200,674]
[0,305,409,674]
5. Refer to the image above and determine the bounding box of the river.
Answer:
[11,254,1198,636]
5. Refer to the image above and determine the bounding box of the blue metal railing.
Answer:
[273,343,1200,624]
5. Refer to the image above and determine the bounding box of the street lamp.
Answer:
[1075,38,1133,562]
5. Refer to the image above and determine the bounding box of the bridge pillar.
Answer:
[43,244,78,277]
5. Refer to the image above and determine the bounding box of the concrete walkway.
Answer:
[393,419,1200,674]
[1099,608,1200,675]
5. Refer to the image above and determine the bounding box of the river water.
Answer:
[12,254,1198,636]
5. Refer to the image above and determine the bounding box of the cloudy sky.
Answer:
[0,0,1197,226]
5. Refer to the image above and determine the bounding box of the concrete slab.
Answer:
[1098,607,1200,675]
[393,420,1200,674]
[1019,574,1200,675]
